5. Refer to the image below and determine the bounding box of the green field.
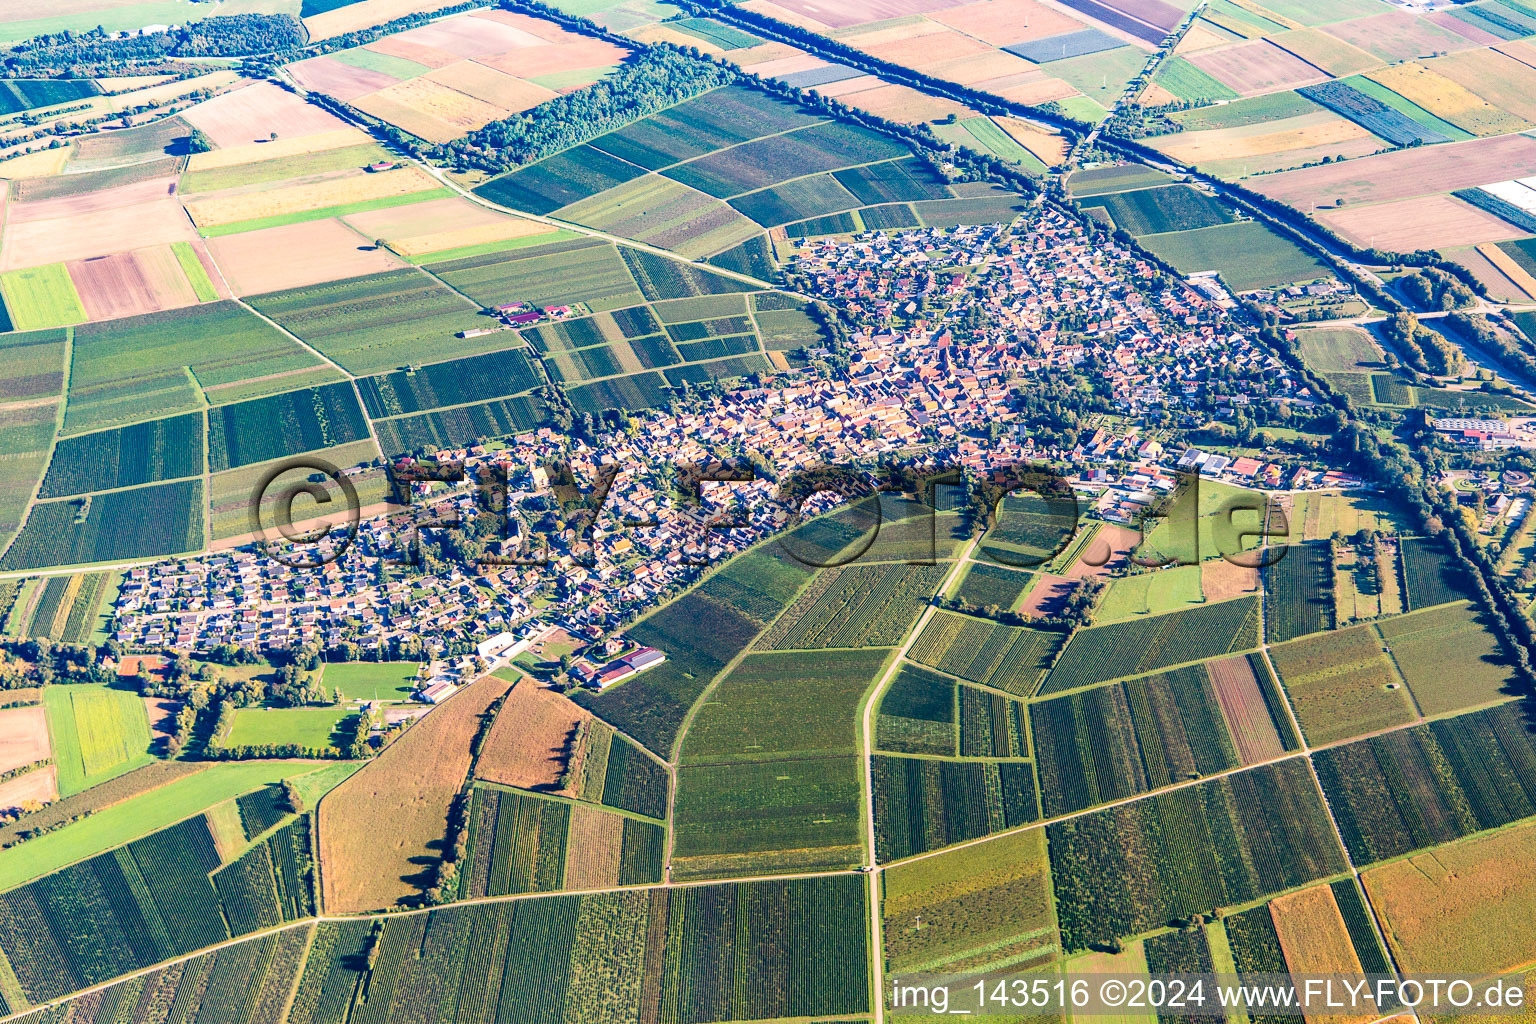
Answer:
[224,705,357,749]
[0,759,351,891]
[321,661,421,701]
[0,263,86,331]
[1141,221,1328,292]
[66,302,332,434]
[43,683,155,795]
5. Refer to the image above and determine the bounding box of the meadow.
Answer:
[1048,759,1345,950]
[65,302,331,434]
[208,381,373,472]
[39,412,204,498]
[246,270,488,375]
[906,611,1064,696]
[871,755,1039,862]
[1032,664,1244,816]
[1314,700,1536,864]
[1040,596,1262,695]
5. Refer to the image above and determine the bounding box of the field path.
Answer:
[859,536,977,1024]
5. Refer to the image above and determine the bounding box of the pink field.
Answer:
[748,0,970,30]
[1316,194,1525,252]
[0,766,56,812]
[68,247,201,321]
[1206,655,1285,764]
[932,0,1088,44]
[1186,39,1329,96]
[1254,134,1536,208]
[364,35,462,69]
[208,219,406,295]
[0,706,49,775]
[2,197,193,270]
[287,56,399,101]
[1325,11,1483,61]
[181,81,350,148]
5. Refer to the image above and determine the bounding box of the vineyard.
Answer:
[460,786,570,899]
[871,755,1039,862]
[906,611,1064,696]
[0,811,316,1003]
[875,664,957,756]
[1263,540,1333,642]
[958,685,1029,758]
[1400,536,1473,610]
[755,563,946,650]
[1313,701,1536,864]
[1031,664,1241,817]
[881,828,1057,975]
[1039,596,1261,695]
[1047,759,1346,950]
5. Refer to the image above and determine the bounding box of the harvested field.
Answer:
[0,705,49,774]
[1203,558,1260,602]
[1366,60,1527,136]
[318,673,514,912]
[475,678,590,794]
[66,245,201,321]
[1254,129,1536,210]
[185,166,441,230]
[287,55,401,102]
[1315,194,1524,251]
[1364,820,1536,975]
[180,81,350,148]
[352,77,510,144]
[1269,884,1370,1013]
[0,763,56,810]
[1185,39,1330,95]
[185,127,373,173]
[1150,110,1372,167]
[207,218,407,295]
[1325,11,1482,61]
[303,0,469,41]
[2,194,193,271]
[1431,46,1536,123]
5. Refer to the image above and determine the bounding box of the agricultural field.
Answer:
[1268,624,1414,746]
[1363,818,1536,977]
[64,302,334,434]
[1048,758,1346,950]
[882,826,1058,975]
[754,562,945,650]
[1031,663,1255,816]
[245,269,489,375]
[906,611,1064,696]
[42,683,155,795]
[1314,700,1536,864]
[871,755,1039,861]
[317,673,514,912]
[1040,595,1262,695]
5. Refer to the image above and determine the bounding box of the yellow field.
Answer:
[1478,243,1536,302]
[1153,111,1370,165]
[995,116,1068,166]
[186,127,373,172]
[391,219,554,257]
[0,147,72,179]
[1367,62,1528,136]
[184,166,439,228]
[1364,820,1536,976]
